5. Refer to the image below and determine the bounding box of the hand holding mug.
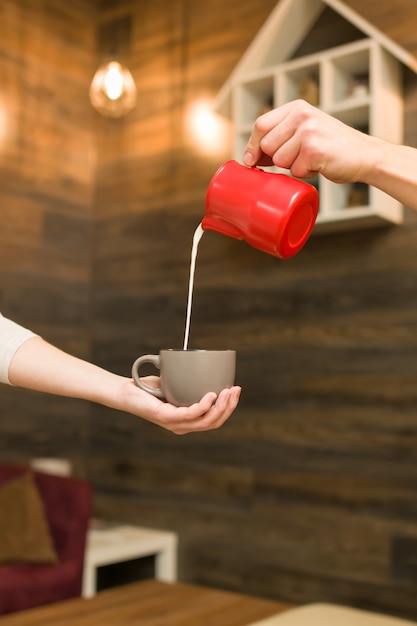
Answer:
[132,349,236,407]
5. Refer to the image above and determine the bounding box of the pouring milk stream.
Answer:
[183,223,204,350]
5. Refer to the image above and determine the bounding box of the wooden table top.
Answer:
[0,580,292,626]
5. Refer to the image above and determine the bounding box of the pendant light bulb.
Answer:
[89,60,137,118]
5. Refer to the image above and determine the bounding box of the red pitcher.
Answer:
[202,160,319,259]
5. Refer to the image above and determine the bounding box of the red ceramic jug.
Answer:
[202,160,319,259]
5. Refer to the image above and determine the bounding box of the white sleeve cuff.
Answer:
[0,314,38,384]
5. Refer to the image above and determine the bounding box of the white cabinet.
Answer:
[82,523,178,598]
[232,39,404,232]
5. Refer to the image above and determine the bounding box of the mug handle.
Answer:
[131,355,164,400]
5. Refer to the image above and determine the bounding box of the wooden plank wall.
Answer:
[89,1,417,620]
[0,1,96,469]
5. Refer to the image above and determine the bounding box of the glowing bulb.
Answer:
[104,62,124,100]
[185,98,230,155]
[0,99,14,149]
[89,60,137,118]
[0,105,6,144]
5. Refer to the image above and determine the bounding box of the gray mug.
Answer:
[132,349,236,407]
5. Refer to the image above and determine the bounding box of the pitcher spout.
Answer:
[201,216,243,241]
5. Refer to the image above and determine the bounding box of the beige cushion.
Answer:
[247,604,417,626]
[0,472,58,563]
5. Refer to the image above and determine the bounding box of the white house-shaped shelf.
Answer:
[216,0,417,232]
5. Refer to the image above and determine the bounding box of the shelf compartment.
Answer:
[327,100,370,128]
[328,181,370,213]
[235,75,274,127]
[280,63,320,107]
[329,43,370,106]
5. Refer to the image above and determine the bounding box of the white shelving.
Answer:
[232,39,404,232]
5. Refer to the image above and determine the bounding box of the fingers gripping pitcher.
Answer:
[202,160,319,258]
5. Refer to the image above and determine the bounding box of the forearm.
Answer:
[360,136,417,212]
[7,335,242,434]
[8,336,125,410]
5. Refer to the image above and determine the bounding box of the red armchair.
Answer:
[0,463,92,615]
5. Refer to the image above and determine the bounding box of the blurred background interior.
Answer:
[1,0,417,620]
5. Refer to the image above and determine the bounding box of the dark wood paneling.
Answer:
[0,1,95,467]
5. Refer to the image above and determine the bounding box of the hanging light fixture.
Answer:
[89,59,137,118]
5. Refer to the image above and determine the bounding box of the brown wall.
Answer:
[2,0,417,619]
[0,1,96,467]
